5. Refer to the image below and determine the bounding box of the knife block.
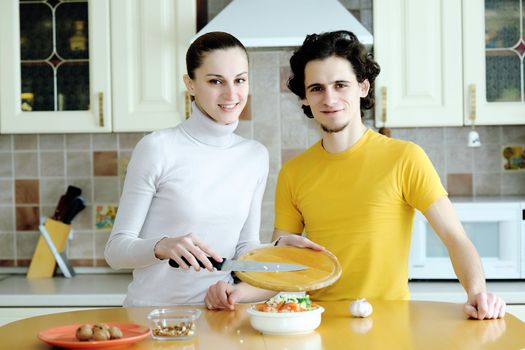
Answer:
[27,218,75,278]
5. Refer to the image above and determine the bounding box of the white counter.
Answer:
[0,274,524,307]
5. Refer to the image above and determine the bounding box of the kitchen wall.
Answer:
[0,0,524,269]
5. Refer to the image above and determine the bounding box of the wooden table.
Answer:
[1,301,524,349]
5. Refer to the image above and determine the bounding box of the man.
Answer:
[273,30,505,320]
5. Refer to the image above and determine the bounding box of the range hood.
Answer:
[195,0,373,47]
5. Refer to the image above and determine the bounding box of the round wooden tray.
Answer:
[235,246,342,291]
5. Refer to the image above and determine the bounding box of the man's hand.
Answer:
[463,292,506,320]
[205,281,241,310]
[275,235,325,251]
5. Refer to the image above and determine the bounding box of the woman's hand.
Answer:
[205,281,241,310]
[154,233,222,272]
[274,235,325,251]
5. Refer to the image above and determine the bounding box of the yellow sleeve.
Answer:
[402,143,448,213]
[274,167,304,233]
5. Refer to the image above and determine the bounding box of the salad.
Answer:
[254,294,318,313]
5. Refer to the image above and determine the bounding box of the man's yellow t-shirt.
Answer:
[275,129,447,300]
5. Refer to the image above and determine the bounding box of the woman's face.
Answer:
[184,47,249,125]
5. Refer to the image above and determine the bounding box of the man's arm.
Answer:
[272,229,324,250]
[423,196,506,319]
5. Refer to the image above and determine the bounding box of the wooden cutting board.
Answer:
[235,246,342,291]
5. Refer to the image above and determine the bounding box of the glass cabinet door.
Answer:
[463,0,525,125]
[0,0,111,133]
[484,0,524,103]
[20,0,90,112]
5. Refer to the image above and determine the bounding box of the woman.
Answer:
[105,32,321,309]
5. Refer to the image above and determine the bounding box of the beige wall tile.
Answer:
[0,233,15,259]
[501,125,525,144]
[474,173,501,196]
[39,178,66,205]
[0,153,13,177]
[93,178,120,203]
[66,134,91,150]
[446,147,473,173]
[0,207,14,231]
[15,231,39,259]
[94,231,110,258]
[14,152,38,178]
[72,205,92,230]
[0,135,12,151]
[263,174,277,205]
[39,134,65,150]
[14,135,37,150]
[473,144,503,172]
[0,180,13,204]
[118,133,144,150]
[67,151,92,177]
[261,201,274,231]
[68,231,94,259]
[93,134,117,150]
[501,172,525,195]
[40,151,65,177]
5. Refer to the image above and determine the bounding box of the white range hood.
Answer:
[194,0,373,47]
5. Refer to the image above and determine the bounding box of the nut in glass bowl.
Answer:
[147,308,201,341]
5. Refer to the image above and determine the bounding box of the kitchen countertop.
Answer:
[0,274,524,307]
[2,301,524,350]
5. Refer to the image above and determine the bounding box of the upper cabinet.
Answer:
[111,0,194,132]
[463,0,524,125]
[374,0,525,127]
[0,0,195,134]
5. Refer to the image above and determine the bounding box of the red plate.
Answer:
[37,323,149,349]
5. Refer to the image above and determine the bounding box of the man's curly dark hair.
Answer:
[287,30,380,118]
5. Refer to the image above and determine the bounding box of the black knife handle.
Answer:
[168,256,224,270]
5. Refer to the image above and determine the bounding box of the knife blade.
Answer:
[168,257,306,272]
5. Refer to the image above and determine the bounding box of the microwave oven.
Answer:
[409,200,525,280]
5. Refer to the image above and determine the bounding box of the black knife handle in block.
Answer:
[168,257,225,270]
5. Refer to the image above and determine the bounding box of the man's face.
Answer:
[302,55,369,133]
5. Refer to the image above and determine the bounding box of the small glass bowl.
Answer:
[147,308,201,341]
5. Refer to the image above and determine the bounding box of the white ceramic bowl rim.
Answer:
[246,305,324,318]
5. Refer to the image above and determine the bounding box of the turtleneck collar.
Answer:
[181,102,239,148]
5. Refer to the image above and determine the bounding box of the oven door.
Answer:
[409,202,522,279]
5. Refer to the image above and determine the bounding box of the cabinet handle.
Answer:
[98,92,104,127]
[184,91,192,119]
[381,86,387,124]
[468,84,476,124]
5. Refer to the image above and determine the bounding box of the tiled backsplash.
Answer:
[0,0,523,270]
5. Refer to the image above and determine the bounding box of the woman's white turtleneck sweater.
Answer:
[105,104,269,306]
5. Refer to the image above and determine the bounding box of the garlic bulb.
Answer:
[349,298,373,318]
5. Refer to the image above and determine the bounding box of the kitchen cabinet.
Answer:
[373,0,525,127]
[0,0,112,133]
[110,0,194,132]
[0,0,194,134]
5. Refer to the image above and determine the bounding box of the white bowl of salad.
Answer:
[247,294,324,335]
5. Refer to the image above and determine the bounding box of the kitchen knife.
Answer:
[168,257,306,272]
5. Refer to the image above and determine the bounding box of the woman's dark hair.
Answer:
[287,30,380,118]
[186,31,248,79]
